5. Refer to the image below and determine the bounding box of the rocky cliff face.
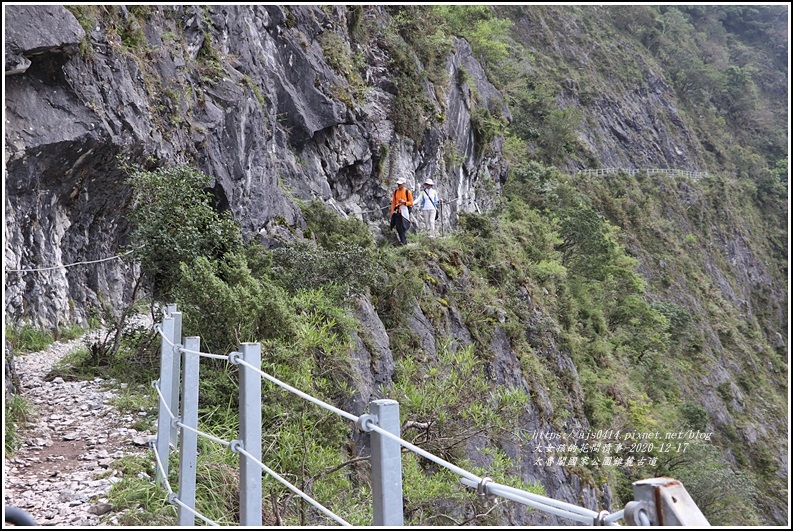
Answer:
[503,5,712,172]
[5,5,513,329]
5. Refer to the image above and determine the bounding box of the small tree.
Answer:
[89,165,242,364]
[126,165,241,300]
[538,108,582,164]
[555,206,615,279]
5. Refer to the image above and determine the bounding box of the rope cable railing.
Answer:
[178,346,228,361]
[153,327,242,362]
[4,249,136,273]
[151,324,353,526]
[150,441,175,496]
[233,357,360,423]
[152,320,619,526]
[460,479,602,524]
[152,380,177,422]
[235,446,351,526]
[364,422,479,483]
[174,421,232,448]
[236,356,610,524]
[152,433,224,527]
[606,509,626,524]
[465,480,597,524]
[368,422,603,524]
[352,167,705,218]
[484,481,601,518]
[169,497,220,527]
[350,191,473,217]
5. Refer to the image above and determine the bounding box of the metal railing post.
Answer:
[369,399,404,526]
[624,477,710,526]
[177,336,201,526]
[167,304,182,448]
[238,343,262,526]
[155,315,175,486]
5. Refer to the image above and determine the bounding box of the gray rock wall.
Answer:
[4,5,509,328]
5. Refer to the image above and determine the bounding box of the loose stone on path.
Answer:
[4,330,155,526]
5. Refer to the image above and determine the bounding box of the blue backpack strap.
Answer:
[423,189,437,208]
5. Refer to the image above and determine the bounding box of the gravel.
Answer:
[4,327,158,526]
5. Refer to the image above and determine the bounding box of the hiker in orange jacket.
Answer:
[389,178,413,245]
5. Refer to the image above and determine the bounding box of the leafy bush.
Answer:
[537,108,582,164]
[270,240,381,299]
[555,206,616,279]
[299,200,375,250]
[438,6,513,65]
[658,441,762,525]
[387,6,452,77]
[470,106,507,155]
[126,165,242,299]
[456,212,496,239]
[680,402,709,431]
[393,343,538,524]
[173,253,296,355]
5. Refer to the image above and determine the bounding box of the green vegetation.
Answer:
[498,5,787,182]
[5,322,85,356]
[126,165,242,300]
[60,163,551,525]
[652,6,787,168]
[103,455,176,525]
[318,30,367,108]
[4,394,31,457]
[650,440,762,526]
[109,387,158,432]
[64,4,97,57]
[5,324,55,354]
[439,5,513,65]
[380,7,447,145]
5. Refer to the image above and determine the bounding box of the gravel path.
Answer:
[4,330,156,526]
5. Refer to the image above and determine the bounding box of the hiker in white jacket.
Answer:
[415,178,441,237]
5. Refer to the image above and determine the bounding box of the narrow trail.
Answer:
[4,331,155,526]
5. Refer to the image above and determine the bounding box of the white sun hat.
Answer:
[424,178,435,185]
[396,177,406,184]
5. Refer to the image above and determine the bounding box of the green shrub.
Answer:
[438,6,513,65]
[173,253,296,354]
[299,200,375,250]
[664,441,762,525]
[555,206,615,279]
[716,382,733,403]
[470,106,507,154]
[270,240,381,299]
[126,165,242,299]
[5,324,54,354]
[679,402,709,431]
[537,108,582,163]
[393,343,538,524]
